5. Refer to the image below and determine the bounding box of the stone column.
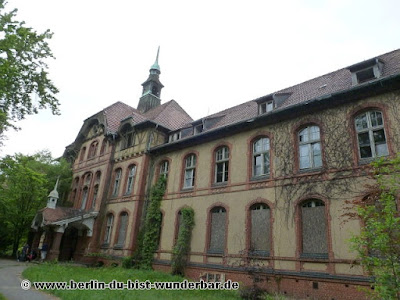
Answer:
[47,226,65,261]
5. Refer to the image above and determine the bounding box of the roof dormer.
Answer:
[348,58,384,85]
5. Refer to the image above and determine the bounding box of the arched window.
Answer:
[92,185,99,209]
[215,146,229,183]
[87,140,98,159]
[81,187,88,210]
[100,139,107,155]
[183,154,196,189]
[252,137,270,177]
[79,147,86,162]
[125,165,136,195]
[160,160,169,179]
[104,213,114,244]
[355,110,388,159]
[298,125,322,170]
[116,212,128,247]
[250,203,271,255]
[208,206,226,254]
[300,199,328,258]
[112,169,122,197]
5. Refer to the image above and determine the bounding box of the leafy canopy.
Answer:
[0,0,59,134]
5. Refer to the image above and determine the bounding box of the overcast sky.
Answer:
[1,0,399,158]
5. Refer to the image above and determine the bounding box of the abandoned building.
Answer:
[31,48,400,299]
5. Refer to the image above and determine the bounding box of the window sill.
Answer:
[300,253,328,259]
[250,175,270,182]
[113,245,124,250]
[181,187,194,193]
[298,167,323,174]
[100,243,110,249]
[248,250,270,257]
[211,182,228,188]
[207,250,224,256]
[358,157,380,165]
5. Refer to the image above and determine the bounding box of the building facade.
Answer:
[32,49,400,299]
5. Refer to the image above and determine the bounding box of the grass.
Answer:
[0,293,7,300]
[22,263,241,300]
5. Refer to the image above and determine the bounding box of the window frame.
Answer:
[183,154,196,189]
[112,169,122,197]
[252,137,270,178]
[159,160,169,179]
[297,125,323,171]
[87,140,98,159]
[115,212,129,248]
[298,199,329,259]
[249,202,271,256]
[354,110,389,161]
[258,100,274,114]
[125,165,137,195]
[214,146,230,184]
[104,213,114,245]
[207,206,227,254]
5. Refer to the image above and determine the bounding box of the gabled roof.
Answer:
[177,49,400,135]
[143,100,193,131]
[102,101,142,133]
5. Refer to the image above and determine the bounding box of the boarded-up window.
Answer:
[301,200,328,257]
[175,211,183,244]
[250,203,271,255]
[209,207,226,253]
[116,212,128,247]
[104,214,114,244]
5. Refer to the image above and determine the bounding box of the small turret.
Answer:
[47,178,59,209]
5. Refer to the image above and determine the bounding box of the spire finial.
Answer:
[150,46,161,74]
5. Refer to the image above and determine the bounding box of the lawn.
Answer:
[22,263,242,300]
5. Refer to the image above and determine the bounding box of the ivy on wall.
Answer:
[137,176,166,270]
[171,207,195,276]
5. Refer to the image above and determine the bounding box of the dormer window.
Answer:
[168,131,181,142]
[258,100,273,115]
[194,124,203,135]
[120,126,135,150]
[348,58,384,85]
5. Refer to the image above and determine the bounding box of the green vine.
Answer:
[138,176,166,270]
[171,207,195,276]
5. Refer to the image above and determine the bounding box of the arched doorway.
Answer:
[59,227,79,261]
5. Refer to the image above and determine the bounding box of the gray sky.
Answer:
[1,0,399,158]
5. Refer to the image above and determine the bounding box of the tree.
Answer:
[350,155,400,299]
[0,152,72,256]
[0,0,59,137]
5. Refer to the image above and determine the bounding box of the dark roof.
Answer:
[143,100,193,131]
[39,207,86,224]
[102,101,143,133]
[180,49,400,135]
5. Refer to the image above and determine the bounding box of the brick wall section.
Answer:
[153,263,370,300]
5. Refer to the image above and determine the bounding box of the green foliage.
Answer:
[138,176,166,270]
[0,0,59,136]
[350,155,400,299]
[0,151,72,256]
[171,206,195,276]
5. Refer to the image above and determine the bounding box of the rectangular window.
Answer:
[258,101,273,114]
[183,155,196,188]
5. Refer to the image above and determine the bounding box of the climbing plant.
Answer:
[171,207,195,276]
[138,176,166,270]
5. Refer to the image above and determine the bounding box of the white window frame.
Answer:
[112,169,122,196]
[125,165,136,195]
[258,101,274,114]
[355,110,388,160]
[160,160,169,178]
[183,154,196,189]
[104,214,114,244]
[252,137,270,177]
[298,125,322,170]
[215,146,229,183]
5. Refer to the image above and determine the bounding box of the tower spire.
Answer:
[150,46,161,74]
[137,47,164,113]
